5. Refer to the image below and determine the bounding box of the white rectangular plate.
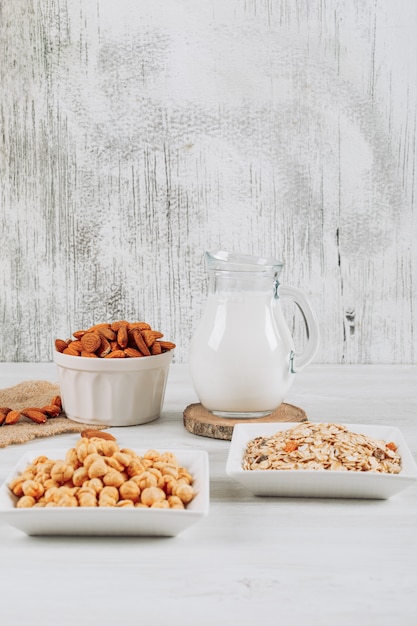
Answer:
[226,423,417,499]
[0,448,209,536]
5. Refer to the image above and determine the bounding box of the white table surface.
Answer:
[0,363,416,626]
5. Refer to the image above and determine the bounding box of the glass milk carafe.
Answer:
[189,251,320,418]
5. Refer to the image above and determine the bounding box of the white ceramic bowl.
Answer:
[0,447,209,536]
[54,350,173,426]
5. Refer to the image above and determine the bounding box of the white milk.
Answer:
[189,291,295,416]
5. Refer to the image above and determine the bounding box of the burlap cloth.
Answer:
[0,380,107,448]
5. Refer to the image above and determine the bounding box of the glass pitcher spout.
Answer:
[206,250,284,272]
[206,251,283,287]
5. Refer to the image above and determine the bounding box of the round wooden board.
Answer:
[183,402,307,441]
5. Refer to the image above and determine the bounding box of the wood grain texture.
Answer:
[0,0,416,364]
[183,402,307,440]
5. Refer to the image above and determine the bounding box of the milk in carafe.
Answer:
[190,291,294,415]
[189,251,319,418]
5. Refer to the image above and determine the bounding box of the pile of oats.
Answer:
[242,422,401,474]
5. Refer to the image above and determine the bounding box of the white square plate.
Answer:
[0,448,209,536]
[226,423,417,499]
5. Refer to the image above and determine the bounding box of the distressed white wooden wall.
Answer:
[1,0,416,364]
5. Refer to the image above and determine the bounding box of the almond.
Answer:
[51,396,62,410]
[5,410,21,424]
[104,350,126,358]
[63,346,80,356]
[158,341,176,351]
[81,429,117,441]
[151,342,162,355]
[110,321,129,331]
[41,404,62,417]
[96,326,117,341]
[128,322,151,331]
[117,325,129,349]
[124,347,143,358]
[0,408,11,425]
[68,339,83,352]
[20,409,47,424]
[141,330,157,348]
[55,339,68,353]
[131,328,151,356]
[96,335,111,358]
[80,332,101,353]
[88,324,117,341]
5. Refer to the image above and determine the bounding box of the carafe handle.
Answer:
[278,285,320,373]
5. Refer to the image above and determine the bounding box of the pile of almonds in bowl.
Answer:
[55,321,176,359]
